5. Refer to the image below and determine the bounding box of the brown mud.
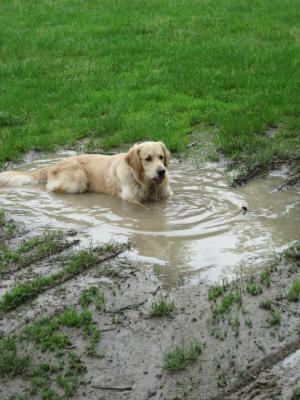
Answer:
[0,215,299,400]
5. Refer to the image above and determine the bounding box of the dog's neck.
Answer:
[129,168,166,202]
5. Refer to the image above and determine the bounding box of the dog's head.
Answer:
[125,141,170,186]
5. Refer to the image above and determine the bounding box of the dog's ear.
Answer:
[125,145,143,178]
[159,141,171,167]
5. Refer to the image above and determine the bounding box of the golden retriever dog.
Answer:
[0,141,173,204]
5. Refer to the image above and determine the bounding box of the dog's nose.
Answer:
[158,169,166,177]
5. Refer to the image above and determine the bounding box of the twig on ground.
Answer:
[92,385,132,391]
[108,299,147,314]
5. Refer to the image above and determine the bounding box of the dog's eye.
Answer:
[145,156,152,162]
[159,155,164,160]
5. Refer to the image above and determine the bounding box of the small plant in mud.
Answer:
[260,268,272,287]
[80,286,106,311]
[287,279,300,302]
[176,273,188,287]
[292,380,300,400]
[153,264,162,276]
[163,340,202,371]
[0,336,31,377]
[229,316,240,337]
[244,318,252,328]
[267,310,282,326]
[283,242,300,265]
[217,370,227,387]
[211,290,242,321]
[0,209,15,239]
[0,209,5,225]
[210,326,227,340]
[150,297,175,317]
[56,352,86,397]
[246,275,263,296]
[208,277,229,301]
[259,298,273,310]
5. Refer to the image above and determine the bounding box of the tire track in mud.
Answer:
[209,335,300,400]
[0,244,127,315]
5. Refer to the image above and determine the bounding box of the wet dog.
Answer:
[0,141,173,204]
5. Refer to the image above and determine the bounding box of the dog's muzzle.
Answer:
[153,168,166,184]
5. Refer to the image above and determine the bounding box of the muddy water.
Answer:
[0,151,299,285]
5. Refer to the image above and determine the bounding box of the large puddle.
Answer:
[0,151,299,285]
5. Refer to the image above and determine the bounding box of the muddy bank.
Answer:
[0,214,299,400]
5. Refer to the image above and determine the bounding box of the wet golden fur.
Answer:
[0,141,173,204]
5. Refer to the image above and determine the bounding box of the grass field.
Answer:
[0,0,299,176]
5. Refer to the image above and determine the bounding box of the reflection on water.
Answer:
[0,151,299,285]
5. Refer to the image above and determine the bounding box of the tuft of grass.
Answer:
[211,290,242,321]
[176,274,188,287]
[244,318,252,328]
[287,279,300,302]
[259,299,273,310]
[24,308,101,354]
[80,286,106,311]
[208,278,229,301]
[163,340,202,371]
[246,275,263,296]
[217,371,227,387]
[267,310,282,326]
[0,274,61,312]
[150,297,175,317]
[210,327,227,340]
[229,316,240,337]
[153,264,161,276]
[0,336,31,378]
[0,209,15,239]
[292,381,300,400]
[0,209,6,225]
[283,242,300,265]
[56,352,86,397]
[260,268,272,287]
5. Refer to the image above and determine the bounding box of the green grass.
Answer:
[217,371,227,387]
[0,0,300,176]
[267,310,281,326]
[260,268,271,287]
[259,298,272,310]
[208,278,229,301]
[1,307,95,399]
[150,297,175,317]
[292,381,300,400]
[0,231,64,272]
[0,208,5,225]
[0,336,31,377]
[211,290,242,321]
[0,244,121,312]
[287,279,300,302]
[0,208,15,239]
[246,275,263,295]
[284,242,300,267]
[79,286,106,311]
[24,308,100,352]
[163,340,202,371]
